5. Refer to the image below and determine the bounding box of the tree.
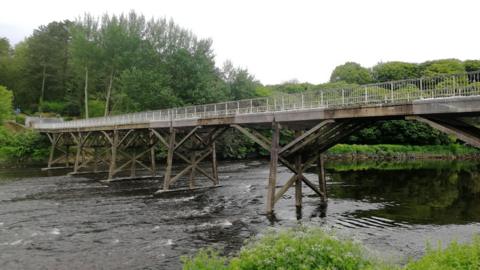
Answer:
[0,85,13,123]
[372,61,419,82]
[420,59,465,77]
[222,60,258,100]
[20,21,72,111]
[0,38,13,88]
[464,60,480,72]
[330,62,373,84]
[70,15,100,118]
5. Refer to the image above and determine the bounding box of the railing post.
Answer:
[390,83,394,103]
[321,91,324,106]
[266,98,269,111]
[364,87,368,104]
[301,93,304,108]
[237,101,240,114]
[419,79,423,99]
[281,96,285,111]
[250,99,253,113]
[342,89,345,105]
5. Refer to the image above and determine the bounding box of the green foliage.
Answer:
[328,144,480,156]
[184,228,480,270]
[405,237,480,270]
[0,85,13,123]
[420,59,465,77]
[330,62,373,84]
[182,228,387,270]
[0,127,49,163]
[182,249,228,270]
[38,100,67,115]
[464,60,480,72]
[348,120,451,145]
[88,99,106,117]
[372,62,420,82]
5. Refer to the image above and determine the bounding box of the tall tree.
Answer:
[330,62,373,84]
[372,61,420,82]
[70,15,100,118]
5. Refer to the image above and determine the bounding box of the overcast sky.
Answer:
[1,0,479,84]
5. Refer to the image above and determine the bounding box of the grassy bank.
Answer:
[0,126,49,165]
[327,144,480,160]
[182,227,480,270]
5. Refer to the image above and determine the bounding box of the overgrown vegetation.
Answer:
[0,126,49,164]
[328,144,480,157]
[404,237,480,270]
[182,228,480,270]
[182,228,390,270]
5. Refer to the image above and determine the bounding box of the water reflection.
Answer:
[327,160,480,224]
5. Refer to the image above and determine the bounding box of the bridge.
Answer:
[33,71,480,214]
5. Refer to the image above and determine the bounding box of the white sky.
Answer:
[1,0,479,84]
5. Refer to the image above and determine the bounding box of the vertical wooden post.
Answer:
[189,152,196,189]
[47,133,58,169]
[93,146,98,173]
[294,131,303,208]
[73,133,82,173]
[318,153,327,202]
[163,127,175,190]
[150,131,156,177]
[130,149,136,177]
[108,130,118,181]
[267,121,280,214]
[211,142,218,185]
[65,145,70,168]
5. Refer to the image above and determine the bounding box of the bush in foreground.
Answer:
[404,237,480,270]
[182,228,389,270]
[183,228,480,270]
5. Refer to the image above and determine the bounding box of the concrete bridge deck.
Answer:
[32,71,480,214]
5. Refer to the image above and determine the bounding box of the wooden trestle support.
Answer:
[232,119,369,214]
[42,115,480,215]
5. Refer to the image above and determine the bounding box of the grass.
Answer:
[404,237,480,270]
[328,144,480,156]
[182,228,480,270]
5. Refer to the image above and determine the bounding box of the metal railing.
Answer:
[33,71,480,130]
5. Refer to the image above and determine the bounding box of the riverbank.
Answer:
[326,144,480,161]
[182,227,480,270]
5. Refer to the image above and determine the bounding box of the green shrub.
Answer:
[39,100,67,115]
[88,99,105,117]
[182,249,228,270]
[0,85,13,123]
[0,126,49,163]
[405,237,480,270]
[182,228,389,270]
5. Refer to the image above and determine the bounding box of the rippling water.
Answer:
[1,160,480,269]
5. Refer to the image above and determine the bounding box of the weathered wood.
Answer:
[318,153,327,201]
[294,131,303,208]
[273,175,296,204]
[107,130,119,181]
[163,127,176,190]
[409,116,480,148]
[189,152,196,189]
[267,121,280,214]
[175,126,201,150]
[150,132,156,177]
[150,129,168,147]
[280,120,333,154]
[211,142,218,185]
[232,125,270,151]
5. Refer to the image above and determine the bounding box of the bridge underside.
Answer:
[42,114,480,214]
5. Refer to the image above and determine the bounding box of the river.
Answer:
[0,159,479,269]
